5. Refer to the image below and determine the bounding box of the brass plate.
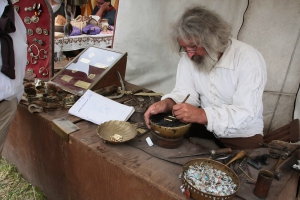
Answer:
[74,80,91,89]
[96,120,137,144]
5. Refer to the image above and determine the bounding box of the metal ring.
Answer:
[39,67,45,74]
[28,44,39,57]
[14,5,19,12]
[39,49,47,59]
[36,27,42,34]
[24,7,32,12]
[31,15,39,23]
[27,28,33,36]
[39,67,48,76]
[42,69,48,76]
[24,16,31,24]
[27,68,34,76]
[37,39,44,45]
[43,29,48,35]
[30,56,38,65]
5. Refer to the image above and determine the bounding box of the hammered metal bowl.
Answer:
[181,158,240,200]
[149,113,191,139]
[96,120,137,143]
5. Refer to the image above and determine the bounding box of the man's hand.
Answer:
[96,2,110,17]
[144,98,176,129]
[173,103,207,125]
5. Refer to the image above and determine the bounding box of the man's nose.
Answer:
[187,51,195,58]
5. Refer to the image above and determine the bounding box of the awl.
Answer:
[168,148,232,159]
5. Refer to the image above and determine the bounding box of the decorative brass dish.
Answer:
[150,113,191,139]
[96,120,137,143]
[181,158,240,200]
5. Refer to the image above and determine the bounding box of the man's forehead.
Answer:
[178,37,197,46]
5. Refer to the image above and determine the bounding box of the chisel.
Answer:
[167,147,232,159]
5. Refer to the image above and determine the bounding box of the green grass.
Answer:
[0,158,47,200]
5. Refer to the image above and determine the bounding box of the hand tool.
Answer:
[164,94,190,122]
[225,150,246,166]
[134,92,164,96]
[247,154,269,170]
[167,147,232,159]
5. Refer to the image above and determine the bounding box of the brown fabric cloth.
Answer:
[0,0,16,79]
[220,134,264,150]
[186,123,264,150]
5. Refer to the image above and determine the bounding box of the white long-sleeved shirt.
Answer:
[0,0,27,102]
[162,38,267,138]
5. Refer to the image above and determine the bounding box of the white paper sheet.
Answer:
[68,90,135,125]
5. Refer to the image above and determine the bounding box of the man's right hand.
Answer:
[96,2,111,17]
[144,98,176,129]
[100,2,110,12]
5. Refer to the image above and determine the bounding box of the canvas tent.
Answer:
[113,0,300,133]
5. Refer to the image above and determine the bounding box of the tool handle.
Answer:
[225,150,246,166]
[270,156,286,172]
[211,148,232,155]
[181,94,190,103]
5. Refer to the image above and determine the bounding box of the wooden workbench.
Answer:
[2,83,299,200]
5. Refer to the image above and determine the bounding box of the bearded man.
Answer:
[144,6,267,150]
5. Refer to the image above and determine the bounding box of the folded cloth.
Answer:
[82,24,101,35]
[70,26,81,36]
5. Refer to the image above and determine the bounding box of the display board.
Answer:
[50,46,127,96]
[13,0,54,80]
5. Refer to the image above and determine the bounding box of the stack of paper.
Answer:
[69,90,135,125]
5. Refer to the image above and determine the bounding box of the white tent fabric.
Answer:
[113,0,300,133]
[113,0,248,93]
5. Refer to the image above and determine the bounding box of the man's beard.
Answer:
[191,54,218,72]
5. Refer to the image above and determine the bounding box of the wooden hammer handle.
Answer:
[212,148,232,155]
[225,150,246,166]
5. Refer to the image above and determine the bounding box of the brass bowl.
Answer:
[96,120,137,143]
[149,113,191,139]
[181,158,240,200]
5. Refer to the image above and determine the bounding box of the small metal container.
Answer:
[253,170,274,198]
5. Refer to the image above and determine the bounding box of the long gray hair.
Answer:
[172,5,232,57]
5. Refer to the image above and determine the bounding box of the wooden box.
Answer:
[50,46,127,96]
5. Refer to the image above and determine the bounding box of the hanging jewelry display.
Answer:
[16,0,54,80]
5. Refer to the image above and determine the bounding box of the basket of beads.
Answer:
[180,158,240,200]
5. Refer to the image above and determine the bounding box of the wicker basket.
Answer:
[182,158,240,200]
[70,20,88,31]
